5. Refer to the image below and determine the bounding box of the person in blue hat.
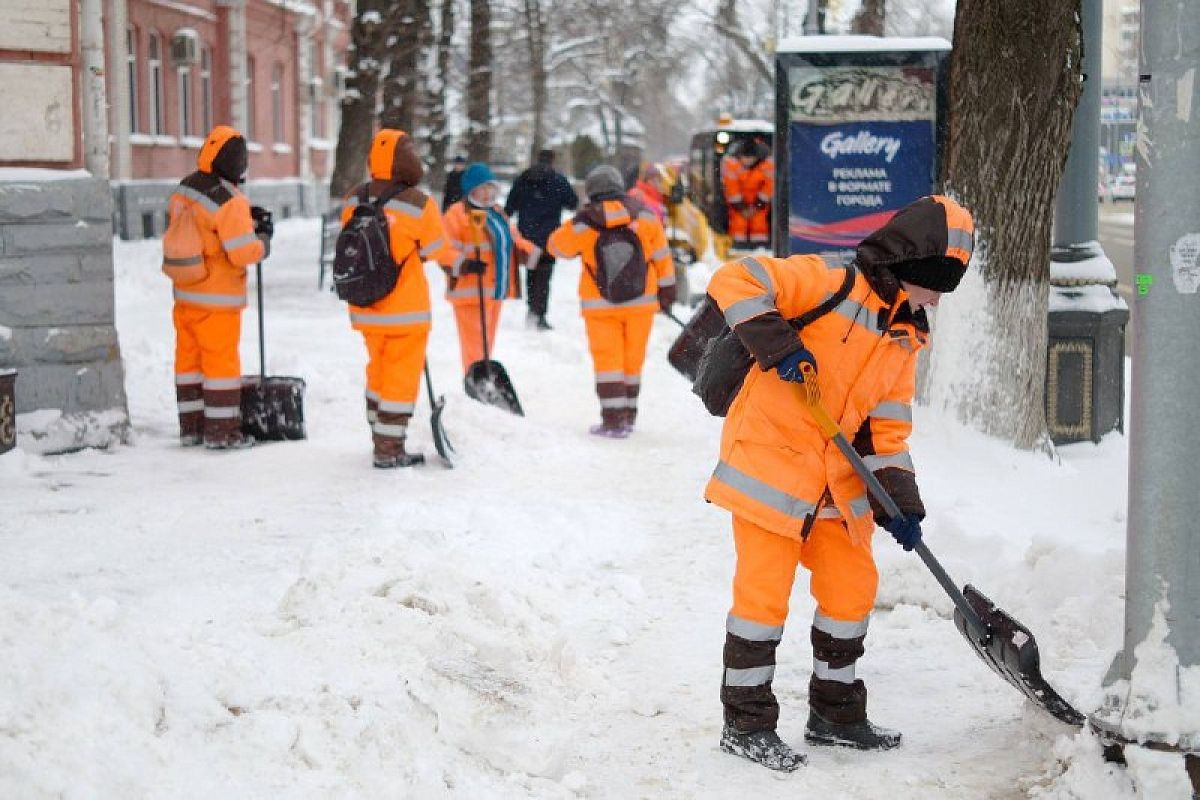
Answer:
[437,162,537,372]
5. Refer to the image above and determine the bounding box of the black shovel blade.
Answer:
[428,394,455,468]
[953,585,1086,727]
[463,360,524,416]
[240,376,307,441]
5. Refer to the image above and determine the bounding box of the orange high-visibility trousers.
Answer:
[173,305,242,381]
[583,309,656,380]
[730,514,878,628]
[363,329,429,411]
[452,299,503,373]
[726,205,770,245]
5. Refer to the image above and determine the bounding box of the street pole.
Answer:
[804,0,820,35]
[1096,0,1200,786]
[1052,0,1103,258]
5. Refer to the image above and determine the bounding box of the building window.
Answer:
[147,32,165,135]
[200,47,212,134]
[126,27,140,132]
[308,40,322,139]
[245,56,256,140]
[271,62,285,144]
[177,65,193,137]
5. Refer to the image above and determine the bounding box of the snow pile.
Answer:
[16,407,130,454]
[0,217,1188,797]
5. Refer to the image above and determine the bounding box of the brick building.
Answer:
[107,0,352,238]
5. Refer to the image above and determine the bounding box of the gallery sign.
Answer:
[773,38,952,258]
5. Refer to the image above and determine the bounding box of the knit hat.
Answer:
[889,255,968,293]
[460,162,497,197]
[584,165,625,200]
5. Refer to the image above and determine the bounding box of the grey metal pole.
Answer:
[1098,0,1200,764]
[804,0,820,35]
[1052,0,1103,252]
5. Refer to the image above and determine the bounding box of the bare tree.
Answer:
[329,0,393,198]
[379,0,430,134]
[924,0,1083,449]
[466,0,493,160]
[424,0,455,186]
[522,0,548,161]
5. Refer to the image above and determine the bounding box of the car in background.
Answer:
[1108,174,1136,201]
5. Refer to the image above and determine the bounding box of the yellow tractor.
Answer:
[685,114,774,260]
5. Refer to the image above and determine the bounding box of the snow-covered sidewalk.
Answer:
[1,219,1149,797]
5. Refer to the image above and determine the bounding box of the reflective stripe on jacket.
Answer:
[340,183,446,333]
[437,201,535,305]
[170,134,264,310]
[546,197,675,316]
[704,195,975,544]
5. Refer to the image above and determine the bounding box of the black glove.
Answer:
[462,258,487,275]
[250,206,274,238]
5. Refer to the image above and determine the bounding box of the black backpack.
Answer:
[584,220,649,304]
[332,185,407,306]
[692,263,857,417]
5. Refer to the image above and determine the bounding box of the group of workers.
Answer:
[163,124,978,776]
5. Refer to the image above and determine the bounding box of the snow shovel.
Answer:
[798,364,1086,727]
[423,362,455,468]
[462,210,523,416]
[666,297,727,383]
[240,262,307,441]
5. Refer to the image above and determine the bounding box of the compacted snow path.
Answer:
[1,218,1143,797]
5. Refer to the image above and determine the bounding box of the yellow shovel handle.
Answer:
[799,362,841,439]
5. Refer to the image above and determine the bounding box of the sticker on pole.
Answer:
[1169,233,1200,294]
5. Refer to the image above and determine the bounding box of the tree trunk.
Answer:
[379,0,424,133]
[425,0,454,187]
[466,0,493,161]
[850,0,885,36]
[523,0,547,163]
[329,0,391,198]
[924,0,1083,449]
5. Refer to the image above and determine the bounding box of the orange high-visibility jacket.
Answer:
[341,129,448,333]
[169,126,265,310]
[546,197,675,315]
[438,201,536,305]
[704,195,974,544]
[721,156,774,210]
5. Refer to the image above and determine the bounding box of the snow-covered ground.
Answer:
[0,219,1190,797]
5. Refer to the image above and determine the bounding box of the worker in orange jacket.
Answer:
[721,139,773,249]
[547,165,675,437]
[705,196,974,770]
[438,163,537,373]
[164,125,271,449]
[342,129,449,468]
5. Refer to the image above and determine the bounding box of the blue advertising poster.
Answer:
[787,66,938,256]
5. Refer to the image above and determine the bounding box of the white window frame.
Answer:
[271,62,285,145]
[177,64,193,138]
[147,32,165,135]
[126,27,140,133]
[200,47,212,134]
[245,56,256,141]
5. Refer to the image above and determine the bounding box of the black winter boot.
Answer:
[804,711,901,751]
[720,724,806,772]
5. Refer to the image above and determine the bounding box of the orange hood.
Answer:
[369,129,424,184]
[198,125,243,174]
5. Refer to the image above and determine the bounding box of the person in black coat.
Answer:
[441,155,467,211]
[504,149,579,330]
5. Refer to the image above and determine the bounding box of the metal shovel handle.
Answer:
[798,364,988,636]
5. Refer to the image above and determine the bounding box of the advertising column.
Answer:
[774,39,951,258]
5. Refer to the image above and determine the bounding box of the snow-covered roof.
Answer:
[777,35,951,53]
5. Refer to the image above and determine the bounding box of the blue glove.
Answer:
[883,513,923,551]
[774,346,817,383]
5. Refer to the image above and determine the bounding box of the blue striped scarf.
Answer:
[484,207,513,300]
